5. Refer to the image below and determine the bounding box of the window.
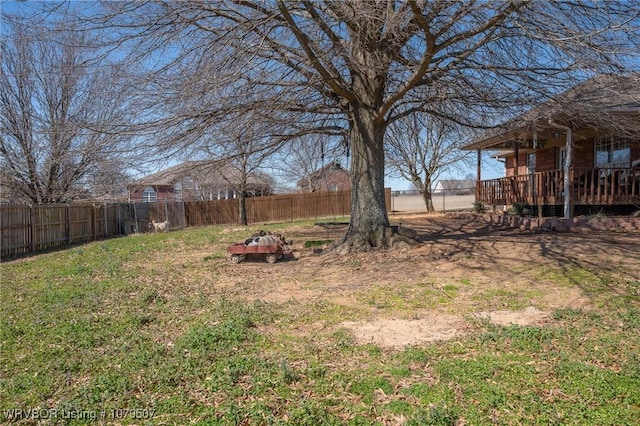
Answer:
[526,153,536,174]
[142,186,157,203]
[174,182,183,202]
[557,147,567,169]
[595,136,630,168]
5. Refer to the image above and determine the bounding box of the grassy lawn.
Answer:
[1,221,639,425]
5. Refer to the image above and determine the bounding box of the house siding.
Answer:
[536,147,556,172]
[632,143,640,164]
[321,171,351,191]
[504,137,609,176]
[572,138,595,169]
[129,185,176,202]
[505,156,515,176]
[299,167,351,192]
[505,152,534,177]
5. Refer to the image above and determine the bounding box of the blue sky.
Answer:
[385,151,504,191]
[1,0,36,16]
[1,0,505,191]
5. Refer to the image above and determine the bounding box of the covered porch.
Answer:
[477,166,640,211]
[462,75,640,217]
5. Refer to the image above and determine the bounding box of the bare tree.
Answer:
[0,14,134,203]
[274,134,346,193]
[86,1,639,251]
[386,114,472,213]
[197,113,281,225]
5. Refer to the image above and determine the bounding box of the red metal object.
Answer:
[227,239,291,264]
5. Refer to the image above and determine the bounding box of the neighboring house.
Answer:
[297,161,351,192]
[434,179,476,195]
[462,74,640,217]
[128,161,274,202]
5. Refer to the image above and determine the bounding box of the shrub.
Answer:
[472,202,485,213]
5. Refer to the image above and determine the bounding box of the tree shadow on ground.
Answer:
[399,214,640,304]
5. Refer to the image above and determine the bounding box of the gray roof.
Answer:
[436,179,476,190]
[463,74,640,150]
[130,160,272,189]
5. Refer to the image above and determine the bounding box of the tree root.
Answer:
[330,225,419,255]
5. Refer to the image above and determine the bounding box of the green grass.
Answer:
[1,222,639,425]
[471,287,540,310]
[357,281,458,312]
[303,239,335,248]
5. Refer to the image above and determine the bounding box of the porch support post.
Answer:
[549,120,573,218]
[476,148,481,204]
[511,143,519,206]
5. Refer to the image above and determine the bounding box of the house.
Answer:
[297,161,351,192]
[462,74,640,217]
[128,161,274,202]
[434,179,476,195]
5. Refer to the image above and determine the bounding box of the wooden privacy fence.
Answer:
[0,202,185,257]
[184,188,375,226]
[1,203,120,257]
[1,189,391,257]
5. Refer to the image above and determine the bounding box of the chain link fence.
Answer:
[390,188,476,213]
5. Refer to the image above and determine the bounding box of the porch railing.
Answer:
[477,167,640,207]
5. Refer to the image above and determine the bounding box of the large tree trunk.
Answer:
[422,176,435,213]
[333,105,416,253]
[410,175,435,213]
[238,184,248,226]
[422,188,435,213]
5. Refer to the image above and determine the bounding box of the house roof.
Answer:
[462,74,640,151]
[129,160,273,189]
[435,179,476,190]
[297,161,349,188]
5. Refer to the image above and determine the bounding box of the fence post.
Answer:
[182,201,186,229]
[30,205,36,253]
[104,203,108,236]
[133,202,139,233]
[164,199,170,231]
[65,204,71,244]
[343,191,346,217]
[117,203,121,234]
[92,204,97,240]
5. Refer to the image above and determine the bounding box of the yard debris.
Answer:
[228,230,292,264]
[244,230,288,246]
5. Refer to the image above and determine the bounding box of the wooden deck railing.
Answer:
[477,167,640,207]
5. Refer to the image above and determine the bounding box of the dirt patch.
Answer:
[152,213,640,349]
[342,306,551,348]
[342,316,467,348]
[473,306,549,326]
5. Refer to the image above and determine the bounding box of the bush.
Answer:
[472,202,485,213]
[508,202,531,216]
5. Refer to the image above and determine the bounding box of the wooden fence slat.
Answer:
[0,205,30,255]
